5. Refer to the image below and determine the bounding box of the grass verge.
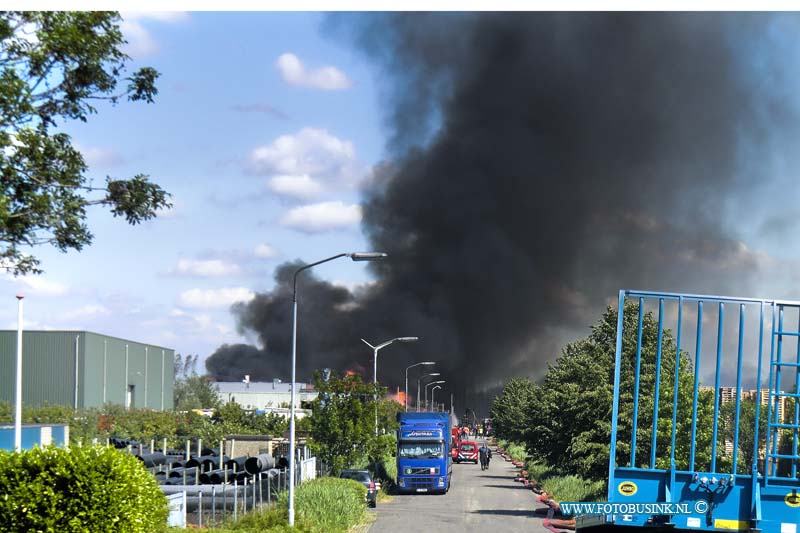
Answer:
[203,477,370,533]
[524,459,605,503]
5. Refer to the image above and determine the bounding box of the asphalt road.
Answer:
[369,439,551,533]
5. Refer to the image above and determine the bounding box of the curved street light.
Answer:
[361,336,419,436]
[289,252,386,526]
[404,362,435,412]
[425,380,446,411]
[417,372,440,412]
[431,385,442,411]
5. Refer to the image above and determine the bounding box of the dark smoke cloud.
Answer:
[207,13,800,413]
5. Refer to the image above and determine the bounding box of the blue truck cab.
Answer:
[396,412,452,494]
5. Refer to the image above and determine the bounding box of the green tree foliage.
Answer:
[0,445,167,532]
[719,396,769,474]
[0,401,289,450]
[489,377,538,443]
[376,396,402,436]
[308,371,378,475]
[0,11,170,274]
[499,302,716,481]
[173,353,221,411]
[174,375,221,411]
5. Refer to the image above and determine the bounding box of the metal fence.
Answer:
[164,468,291,527]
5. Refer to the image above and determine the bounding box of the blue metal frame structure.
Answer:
[597,290,800,533]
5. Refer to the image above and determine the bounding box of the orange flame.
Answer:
[388,391,406,405]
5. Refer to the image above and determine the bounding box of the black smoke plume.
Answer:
[207,13,800,413]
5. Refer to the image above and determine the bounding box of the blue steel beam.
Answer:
[751,302,765,523]
[650,299,665,469]
[689,300,703,472]
[607,290,626,502]
[630,298,644,468]
[669,297,683,470]
[710,303,724,473]
[732,304,745,476]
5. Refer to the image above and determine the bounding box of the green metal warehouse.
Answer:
[0,331,174,410]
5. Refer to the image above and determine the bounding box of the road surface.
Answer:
[369,439,551,532]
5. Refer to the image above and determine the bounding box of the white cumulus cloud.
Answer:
[177,287,255,309]
[280,201,362,233]
[276,52,352,90]
[122,11,189,23]
[12,276,69,296]
[254,244,279,259]
[61,304,110,320]
[268,174,325,199]
[120,12,188,58]
[247,128,361,196]
[171,258,241,277]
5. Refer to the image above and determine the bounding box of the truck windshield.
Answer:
[399,442,443,458]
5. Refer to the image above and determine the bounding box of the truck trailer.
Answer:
[396,411,452,493]
[579,290,800,533]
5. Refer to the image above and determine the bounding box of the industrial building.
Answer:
[0,331,174,410]
[215,379,318,416]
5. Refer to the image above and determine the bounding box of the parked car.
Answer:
[339,469,377,507]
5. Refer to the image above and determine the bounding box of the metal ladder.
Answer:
[765,303,800,482]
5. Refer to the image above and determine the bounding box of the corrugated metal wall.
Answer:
[0,331,174,410]
[0,331,77,407]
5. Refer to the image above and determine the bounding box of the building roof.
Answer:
[215,381,317,394]
[0,330,173,351]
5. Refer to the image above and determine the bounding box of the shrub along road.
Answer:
[369,439,551,532]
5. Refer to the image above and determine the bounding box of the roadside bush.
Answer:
[279,477,367,533]
[0,445,167,532]
[211,506,310,532]
[525,460,555,482]
[541,474,605,503]
[505,442,527,462]
[379,452,397,483]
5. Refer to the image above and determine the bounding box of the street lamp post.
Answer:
[404,362,435,412]
[14,294,23,452]
[361,336,419,436]
[417,373,440,412]
[289,252,386,527]
[425,380,446,411]
[431,385,442,411]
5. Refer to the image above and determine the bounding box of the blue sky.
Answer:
[5,11,800,389]
[0,12,386,362]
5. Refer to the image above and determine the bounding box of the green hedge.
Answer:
[210,506,301,532]
[541,474,605,503]
[524,459,605,503]
[0,445,167,532]
[284,477,367,532]
[505,442,527,462]
[210,476,368,533]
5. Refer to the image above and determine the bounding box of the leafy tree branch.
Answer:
[0,11,169,275]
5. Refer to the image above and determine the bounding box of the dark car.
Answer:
[339,469,377,508]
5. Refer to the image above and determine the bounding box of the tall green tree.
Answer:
[490,377,538,443]
[173,353,220,411]
[0,11,169,274]
[174,375,221,411]
[719,396,769,474]
[519,301,715,481]
[308,371,378,475]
